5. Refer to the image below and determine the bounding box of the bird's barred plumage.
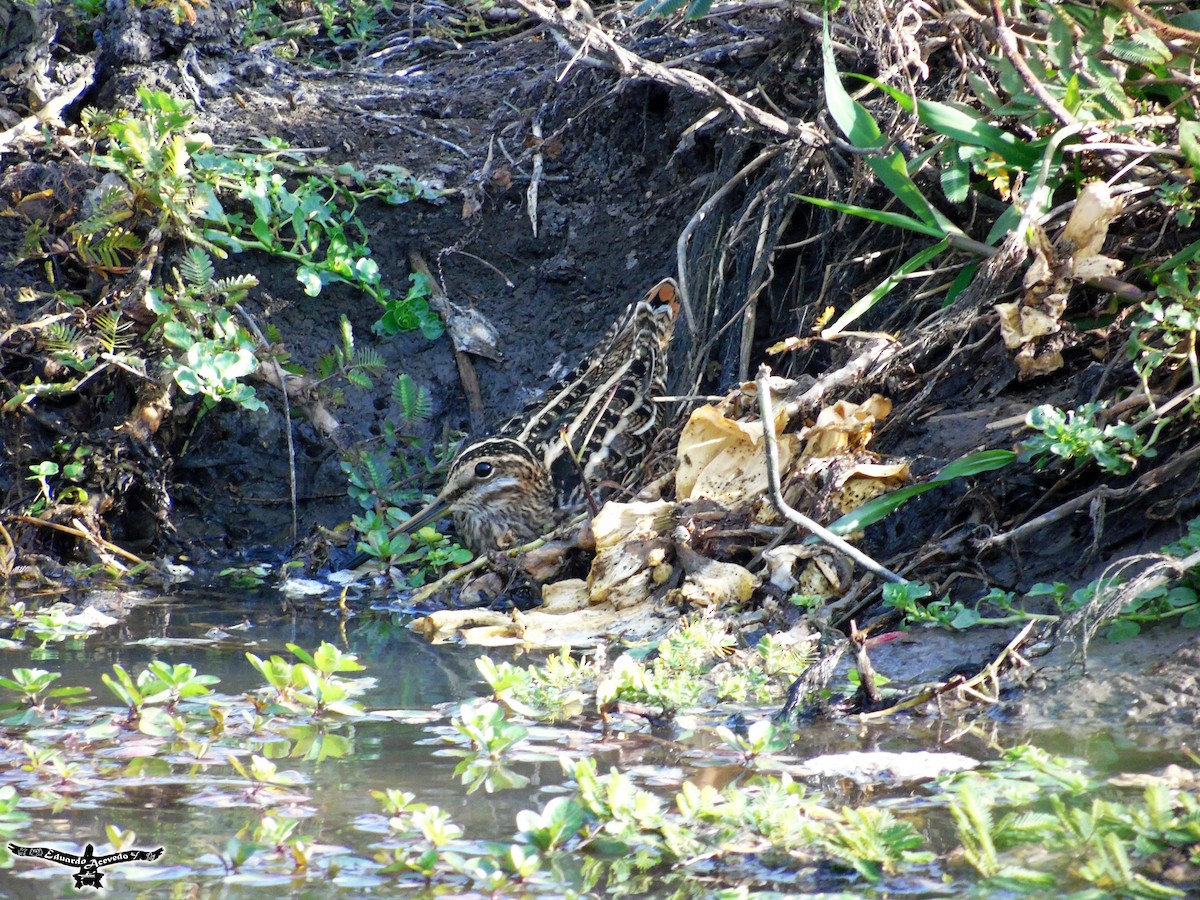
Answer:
[353,278,680,560]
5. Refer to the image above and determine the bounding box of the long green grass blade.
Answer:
[797,196,946,237]
[821,16,956,235]
[825,238,949,335]
[850,74,1043,171]
[824,450,1017,537]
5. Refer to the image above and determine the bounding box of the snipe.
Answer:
[354,278,680,560]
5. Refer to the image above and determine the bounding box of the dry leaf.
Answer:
[587,500,674,609]
[676,404,798,504]
[412,609,513,643]
[1061,181,1124,259]
[834,461,909,513]
[998,183,1124,376]
[669,544,757,607]
[540,578,590,613]
[801,395,892,458]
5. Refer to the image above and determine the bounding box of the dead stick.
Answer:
[991,0,1076,129]
[978,441,1200,551]
[9,515,144,565]
[408,251,485,434]
[676,146,784,335]
[857,621,1035,719]
[755,364,907,584]
[513,0,822,143]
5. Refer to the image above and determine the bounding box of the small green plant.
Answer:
[82,88,224,254]
[152,248,266,414]
[1131,260,1200,405]
[824,807,934,883]
[713,719,790,767]
[1020,403,1154,475]
[375,272,444,340]
[352,524,472,587]
[315,316,386,396]
[449,699,528,760]
[0,668,90,726]
[243,0,397,58]
[218,563,272,588]
[245,642,367,717]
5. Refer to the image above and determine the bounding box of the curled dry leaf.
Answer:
[412,609,514,643]
[587,500,674,610]
[763,544,852,599]
[996,182,1124,379]
[795,550,854,599]
[834,461,910,514]
[801,394,892,458]
[668,543,757,608]
[676,403,798,504]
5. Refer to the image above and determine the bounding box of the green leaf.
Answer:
[852,75,1043,171]
[162,320,195,349]
[945,262,978,306]
[1105,619,1141,642]
[824,450,1017,537]
[825,238,949,335]
[297,267,323,296]
[634,0,687,14]
[797,196,945,238]
[1179,121,1200,170]
[950,607,982,630]
[821,27,959,234]
[941,149,970,204]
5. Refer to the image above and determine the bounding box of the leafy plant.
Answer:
[82,88,224,254]
[0,668,90,726]
[245,642,367,717]
[352,524,472,586]
[151,248,266,413]
[1020,403,1154,475]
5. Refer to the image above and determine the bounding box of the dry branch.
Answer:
[756,364,907,584]
[512,0,824,144]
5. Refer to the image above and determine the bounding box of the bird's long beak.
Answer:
[396,492,453,536]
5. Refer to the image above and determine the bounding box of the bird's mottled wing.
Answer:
[502,279,679,497]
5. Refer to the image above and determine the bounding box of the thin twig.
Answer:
[676,146,784,335]
[978,441,1200,552]
[409,251,486,433]
[756,365,907,584]
[857,621,1036,719]
[9,515,144,566]
[991,0,1077,128]
[527,118,543,237]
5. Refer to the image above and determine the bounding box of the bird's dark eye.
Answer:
[474,461,494,479]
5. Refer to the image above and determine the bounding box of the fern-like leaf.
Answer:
[353,347,384,374]
[392,373,431,423]
[77,227,141,270]
[346,369,374,390]
[362,454,389,492]
[316,353,338,379]
[70,187,133,239]
[214,274,259,303]
[42,322,83,354]
[94,311,135,354]
[179,247,215,287]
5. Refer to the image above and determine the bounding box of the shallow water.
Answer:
[2,581,1195,898]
